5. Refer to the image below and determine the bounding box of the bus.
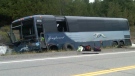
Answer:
[8,15,132,52]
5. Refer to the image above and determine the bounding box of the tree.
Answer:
[0,0,135,26]
[107,2,122,17]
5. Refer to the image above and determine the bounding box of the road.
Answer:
[0,48,135,76]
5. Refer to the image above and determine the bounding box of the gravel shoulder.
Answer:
[0,47,135,62]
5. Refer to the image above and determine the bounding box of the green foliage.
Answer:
[0,26,10,32]
[0,0,135,26]
[0,26,10,43]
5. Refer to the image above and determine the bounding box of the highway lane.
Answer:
[0,50,135,76]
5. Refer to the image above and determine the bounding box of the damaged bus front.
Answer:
[8,16,47,52]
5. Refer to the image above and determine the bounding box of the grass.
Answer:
[0,26,10,44]
[130,26,135,43]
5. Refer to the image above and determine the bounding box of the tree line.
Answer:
[0,0,135,26]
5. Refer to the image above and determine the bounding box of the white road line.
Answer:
[0,51,135,64]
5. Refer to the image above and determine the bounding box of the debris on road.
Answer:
[0,44,12,56]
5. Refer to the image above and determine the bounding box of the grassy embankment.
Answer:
[130,26,135,43]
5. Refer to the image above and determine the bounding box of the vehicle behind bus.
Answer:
[8,15,132,52]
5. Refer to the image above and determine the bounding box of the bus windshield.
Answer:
[11,18,35,42]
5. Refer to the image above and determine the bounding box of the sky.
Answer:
[89,0,95,3]
[89,0,103,3]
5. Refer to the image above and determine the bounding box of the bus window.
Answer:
[21,19,35,39]
[57,21,68,32]
[12,29,20,41]
[12,22,22,41]
[37,24,43,37]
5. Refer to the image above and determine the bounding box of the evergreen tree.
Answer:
[0,0,135,26]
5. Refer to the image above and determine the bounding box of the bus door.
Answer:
[36,24,46,48]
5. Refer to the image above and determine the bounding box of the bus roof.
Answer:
[65,16,127,21]
[12,15,53,23]
[12,15,127,23]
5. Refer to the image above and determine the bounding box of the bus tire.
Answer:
[63,43,75,51]
[117,41,124,48]
[112,41,118,47]
[49,45,58,51]
[120,41,124,46]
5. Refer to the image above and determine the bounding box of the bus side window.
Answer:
[57,20,68,32]
[57,24,62,32]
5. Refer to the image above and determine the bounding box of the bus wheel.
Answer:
[117,41,124,48]
[63,43,75,51]
[49,45,58,51]
[112,41,118,47]
[120,41,124,46]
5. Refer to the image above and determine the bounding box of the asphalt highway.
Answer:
[0,48,135,76]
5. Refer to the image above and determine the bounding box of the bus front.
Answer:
[9,16,44,52]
